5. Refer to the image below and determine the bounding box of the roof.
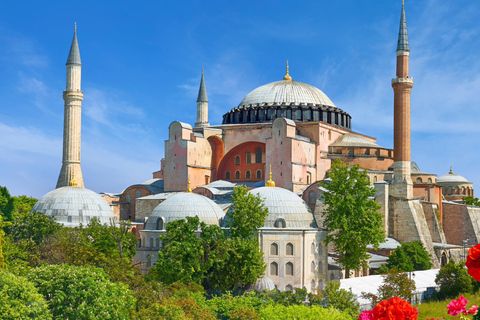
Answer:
[250,186,317,228]
[437,170,470,184]
[145,192,225,229]
[253,275,275,291]
[238,80,335,108]
[204,180,236,189]
[66,30,81,66]
[397,3,410,52]
[367,237,401,250]
[330,133,380,148]
[197,70,208,102]
[32,186,115,226]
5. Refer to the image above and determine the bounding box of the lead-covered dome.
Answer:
[32,186,116,226]
[438,170,470,183]
[145,192,225,230]
[222,79,351,129]
[250,186,317,228]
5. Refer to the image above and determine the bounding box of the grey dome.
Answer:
[239,80,335,108]
[253,275,275,291]
[32,186,116,226]
[145,192,225,230]
[250,187,317,228]
[438,172,470,183]
[222,80,351,129]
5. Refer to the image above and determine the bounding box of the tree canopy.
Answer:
[463,196,480,206]
[379,241,432,273]
[0,186,15,221]
[321,159,385,276]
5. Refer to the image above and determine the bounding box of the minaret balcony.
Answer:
[392,77,414,85]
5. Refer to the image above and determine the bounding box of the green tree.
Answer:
[321,159,385,277]
[378,241,432,274]
[0,270,52,320]
[321,281,360,316]
[0,186,15,221]
[435,259,475,298]
[27,264,136,319]
[8,210,61,245]
[463,196,480,206]
[12,195,37,217]
[0,215,9,270]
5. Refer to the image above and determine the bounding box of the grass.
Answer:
[416,293,480,319]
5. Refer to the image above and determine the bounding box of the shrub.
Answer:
[322,281,360,315]
[435,260,475,299]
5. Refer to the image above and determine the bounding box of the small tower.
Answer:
[56,24,85,188]
[194,68,210,128]
[391,1,414,198]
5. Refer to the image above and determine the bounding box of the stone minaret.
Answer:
[391,1,413,199]
[56,24,84,188]
[194,68,210,128]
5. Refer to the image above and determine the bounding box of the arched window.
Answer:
[311,280,316,291]
[255,147,262,163]
[455,186,459,195]
[462,187,466,195]
[275,217,286,228]
[307,172,311,184]
[286,243,294,255]
[149,238,154,248]
[330,274,335,281]
[126,194,131,203]
[286,262,294,276]
[311,261,315,273]
[270,243,278,255]
[348,149,354,157]
[285,285,293,291]
[311,242,315,254]
[246,152,252,164]
[374,176,378,183]
[235,155,241,165]
[270,262,278,276]
[135,189,142,198]
[416,178,422,183]
[428,178,432,183]
[308,191,316,204]
[245,170,251,179]
[155,238,160,248]
[256,170,262,179]
[156,218,164,230]
[235,170,241,180]
[225,171,231,180]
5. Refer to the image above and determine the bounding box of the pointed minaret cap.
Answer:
[66,23,82,66]
[397,1,410,53]
[266,165,276,187]
[283,61,292,81]
[197,68,208,102]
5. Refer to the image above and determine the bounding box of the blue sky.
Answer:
[1,0,480,198]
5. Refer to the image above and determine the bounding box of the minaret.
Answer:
[194,68,210,128]
[391,1,413,198]
[56,24,85,188]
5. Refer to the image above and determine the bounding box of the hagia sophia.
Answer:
[32,3,480,291]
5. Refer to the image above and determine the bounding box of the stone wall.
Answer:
[443,202,480,246]
[135,198,164,223]
[421,202,446,244]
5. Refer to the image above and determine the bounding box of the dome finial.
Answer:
[450,166,453,174]
[283,60,292,81]
[75,22,77,32]
[266,164,276,187]
[187,176,192,193]
[69,171,78,187]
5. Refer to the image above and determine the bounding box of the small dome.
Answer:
[32,186,116,226]
[238,80,335,108]
[250,187,317,228]
[330,133,380,148]
[438,171,470,183]
[145,192,225,229]
[253,275,275,291]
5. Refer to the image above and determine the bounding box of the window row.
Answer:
[235,147,263,165]
[270,262,294,276]
[270,243,294,255]
[225,170,262,180]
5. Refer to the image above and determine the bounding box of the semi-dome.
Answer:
[145,192,225,230]
[250,186,317,228]
[438,169,470,184]
[253,275,275,291]
[222,79,351,129]
[32,186,116,226]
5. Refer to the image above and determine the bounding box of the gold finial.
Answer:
[450,166,453,174]
[283,60,292,81]
[402,0,404,6]
[75,22,77,32]
[69,171,78,187]
[187,176,192,193]
[202,67,204,75]
[266,165,276,187]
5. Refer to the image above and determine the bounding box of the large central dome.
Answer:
[222,79,351,129]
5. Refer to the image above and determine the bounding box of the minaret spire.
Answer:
[391,0,414,198]
[194,68,210,128]
[57,24,85,188]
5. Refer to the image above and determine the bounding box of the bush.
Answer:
[378,241,432,273]
[27,264,136,319]
[0,270,51,320]
[258,304,354,320]
[321,281,360,315]
[435,260,475,298]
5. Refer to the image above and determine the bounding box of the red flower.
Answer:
[372,296,417,320]
[466,304,478,315]
[447,295,468,316]
[357,310,374,320]
[466,243,480,281]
